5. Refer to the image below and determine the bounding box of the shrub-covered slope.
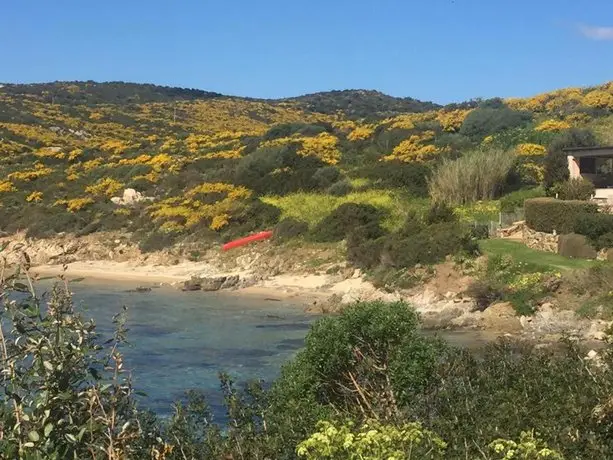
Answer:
[2,80,613,248]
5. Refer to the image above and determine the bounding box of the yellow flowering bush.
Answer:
[298,132,342,165]
[8,163,53,182]
[85,177,123,197]
[0,180,17,193]
[98,139,138,155]
[296,420,447,459]
[148,182,252,232]
[68,148,83,161]
[535,119,571,132]
[347,125,375,141]
[437,109,472,132]
[517,143,547,156]
[583,90,613,109]
[54,197,95,212]
[34,147,66,159]
[383,131,440,162]
[518,162,545,184]
[25,191,43,203]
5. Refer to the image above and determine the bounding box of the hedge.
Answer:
[524,198,598,234]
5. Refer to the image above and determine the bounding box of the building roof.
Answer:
[564,146,613,158]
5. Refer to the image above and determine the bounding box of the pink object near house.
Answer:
[565,146,613,205]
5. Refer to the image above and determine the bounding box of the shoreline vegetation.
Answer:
[0,270,609,459]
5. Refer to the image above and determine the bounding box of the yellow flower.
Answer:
[517,143,546,156]
[54,197,95,212]
[535,119,571,132]
[26,191,43,203]
[347,126,375,141]
[85,177,123,197]
[0,180,16,193]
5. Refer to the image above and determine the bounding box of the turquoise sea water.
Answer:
[58,281,313,417]
[36,279,492,418]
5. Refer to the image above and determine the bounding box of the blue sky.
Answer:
[2,0,613,103]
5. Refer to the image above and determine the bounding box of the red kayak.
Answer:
[222,231,273,251]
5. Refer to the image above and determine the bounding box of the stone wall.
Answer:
[522,226,559,253]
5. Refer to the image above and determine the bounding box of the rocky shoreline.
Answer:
[1,231,611,343]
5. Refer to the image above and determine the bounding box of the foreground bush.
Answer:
[4,266,613,458]
[428,148,515,205]
[554,178,595,201]
[525,197,598,233]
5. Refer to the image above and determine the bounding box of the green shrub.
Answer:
[311,203,384,242]
[558,233,598,259]
[524,198,598,233]
[459,107,532,139]
[573,212,613,248]
[383,222,476,268]
[465,279,505,311]
[312,166,342,189]
[327,180,353,196]
[425,201,456,225]
[346,224,386,269]
[555,178,595,200]
[223,199,281,241]
[500,187,546,212]
[428,148,516,205]
[357,161,430,197]
[273,217,309,242]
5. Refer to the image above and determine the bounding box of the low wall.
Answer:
[522,227,559,253]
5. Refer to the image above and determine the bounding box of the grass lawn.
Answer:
[480,239,598,271]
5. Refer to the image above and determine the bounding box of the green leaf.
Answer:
[44,423,53,438]
[65,433,77,443]
[28,430,40,442]
[0,241,9,253]
[23,442,34,448]
[43,361,54,372]
[77,426,87,441]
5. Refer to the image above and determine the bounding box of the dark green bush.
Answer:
[346,224,386,270]
[223,199,281,241]
[383,222,476,268]
[499,187,546,212]
[312,166,342,189]
[459,107,532,139]
[273,217,309,242]
[137,230,179,252]
[327,180,353,196]
[347,235,384,270]
[558,233,598,259]
[465,279,504,311]
[311,203,384,242]
[555,178,595,200]
[425,202,456,225]
[573,212,613,248]
[524,198,598,233]
[357,162,430,197]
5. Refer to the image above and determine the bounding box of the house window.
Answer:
[580,157,597,174]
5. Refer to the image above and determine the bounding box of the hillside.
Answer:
[1,80,613,251]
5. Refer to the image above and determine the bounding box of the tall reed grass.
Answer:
[428,148,515,205]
